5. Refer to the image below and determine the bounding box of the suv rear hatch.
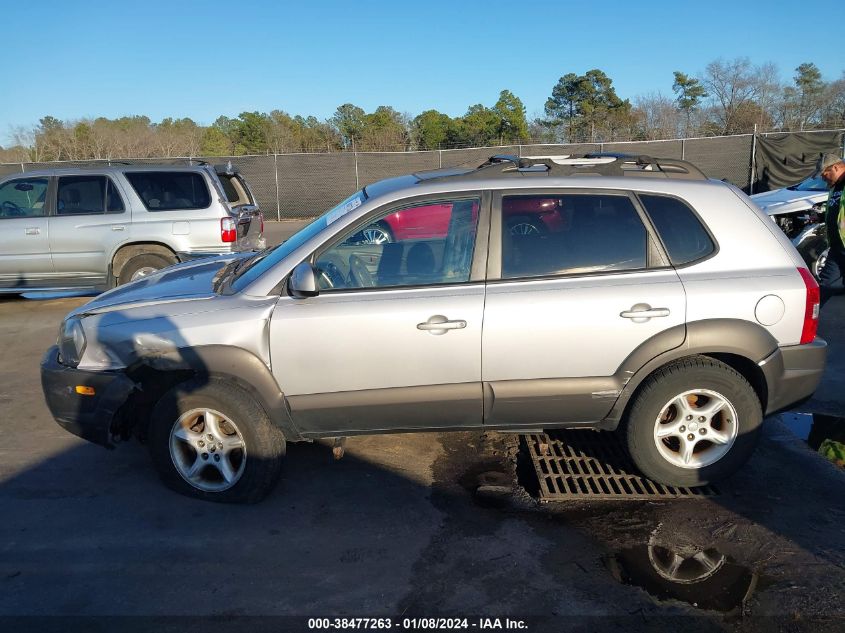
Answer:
[213,163,265,251]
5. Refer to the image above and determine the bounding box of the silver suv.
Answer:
[0,162,264,293]
[40,155,827,503]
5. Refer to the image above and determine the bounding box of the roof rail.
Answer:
[470,153,708,180]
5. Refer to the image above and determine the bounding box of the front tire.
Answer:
[625,356,762,487]
[149,378,286,503]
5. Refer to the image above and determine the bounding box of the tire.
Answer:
[360,223,393,245]
[506,215,542,236]
[797,237,829,280]
[118,252,177,285]
[148,378,286,504]
[624,356,762,487]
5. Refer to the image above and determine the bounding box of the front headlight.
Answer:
[58,318,87,367]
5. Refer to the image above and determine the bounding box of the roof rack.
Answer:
[468,153,708,180]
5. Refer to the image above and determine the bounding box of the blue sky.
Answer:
[2,0,839,145]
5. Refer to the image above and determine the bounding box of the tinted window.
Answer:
[107,179,125,213]
[501,194,647,279]
[218,175,239,202]
[0,177,48,218]
[315,197,480,290]
[125,172,211,211]
[639,194,715,265]
[57,176,108,215]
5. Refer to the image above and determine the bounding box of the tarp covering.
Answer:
[753,131,844,192]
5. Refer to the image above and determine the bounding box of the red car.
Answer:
[356,197,566,244]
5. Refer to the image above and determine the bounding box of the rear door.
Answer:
[481,190,687,428]
[0,176,53,289]
[48,175,129,286]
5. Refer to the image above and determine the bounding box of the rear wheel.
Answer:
[625,356,762,487]
[118,252,177,285]
[149,378,286,503]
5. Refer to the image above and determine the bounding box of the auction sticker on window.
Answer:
[325,193,364,225]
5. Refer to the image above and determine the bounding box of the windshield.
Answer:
[229,190,367,292]
[788,175,828,191]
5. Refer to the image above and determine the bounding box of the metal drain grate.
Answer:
[525,431,719,501]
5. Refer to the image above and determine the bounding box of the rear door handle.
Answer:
[417,315,467,335]
[620,304,670,322]
[25,227,40,235]
[111,225,125,231]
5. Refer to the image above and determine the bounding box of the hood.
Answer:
[750,187,827,215]
[70,254,248,318]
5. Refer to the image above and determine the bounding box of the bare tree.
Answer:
[633,93,681,140]
[701,58,760,134]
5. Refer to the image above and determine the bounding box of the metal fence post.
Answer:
[20,162,24,173]
[681,139,685,160]
[749,125,758,195]
[518,145,522,157]
[438,149,442,168]
[354,149,360,190]
[273,153,281,221]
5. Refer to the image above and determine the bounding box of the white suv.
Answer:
[41,155,827,503]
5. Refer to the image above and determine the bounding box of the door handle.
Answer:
[620,304,670,322]
[25,227,40,235]
[111,225,125,231]
[417,315,467,335]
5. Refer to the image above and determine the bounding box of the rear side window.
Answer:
[639,194,715,266]
[125,172,211,211]
[218,175,240,203]
[56,176,125,215]
[500,194,648,279]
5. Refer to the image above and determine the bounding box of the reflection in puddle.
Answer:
[610,542,757,612]
[780,413,845,465]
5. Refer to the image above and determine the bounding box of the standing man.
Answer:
[817,153,845,307]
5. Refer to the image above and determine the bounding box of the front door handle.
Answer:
[620,304,670,323]
[25,227,40,235]
[417,315,467,335]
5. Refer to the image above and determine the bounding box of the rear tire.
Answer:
[625,356,762,487]
[118,252,177,285]
[149,378,286,504]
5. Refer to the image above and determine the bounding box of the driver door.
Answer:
[269,194,488,436]
[0,176,53,290]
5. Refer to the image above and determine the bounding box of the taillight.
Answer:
[221,217,237,243]
[797,267,820,344]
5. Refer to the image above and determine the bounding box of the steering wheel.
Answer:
[317,261,346,289]
[348,254,375,288]
[1,200,24,217]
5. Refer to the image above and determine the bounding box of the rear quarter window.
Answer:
[639,194,715,266]
[125,172,211,211]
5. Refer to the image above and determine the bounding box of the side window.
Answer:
[639,194,715,266]
[0,177,49,218]
[57,176,107,215]
[315,197,480,291]
[125,172,211,211]
[501,194,647,279]
[107,179,125,213]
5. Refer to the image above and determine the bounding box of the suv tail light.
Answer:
[797,267,820,344]
[221,217,237,243]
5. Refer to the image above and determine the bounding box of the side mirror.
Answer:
[288,262,320,299]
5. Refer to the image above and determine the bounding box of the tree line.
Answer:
[2,58,843,163]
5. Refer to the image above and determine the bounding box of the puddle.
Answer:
[609,543,757,612]
[780,412,845,452]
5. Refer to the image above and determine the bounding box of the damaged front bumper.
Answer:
[40,346,136,448]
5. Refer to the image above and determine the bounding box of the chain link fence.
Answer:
[3,130,843,220]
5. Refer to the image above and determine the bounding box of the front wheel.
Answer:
[625,356,762,487]
[148,378,286,503]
